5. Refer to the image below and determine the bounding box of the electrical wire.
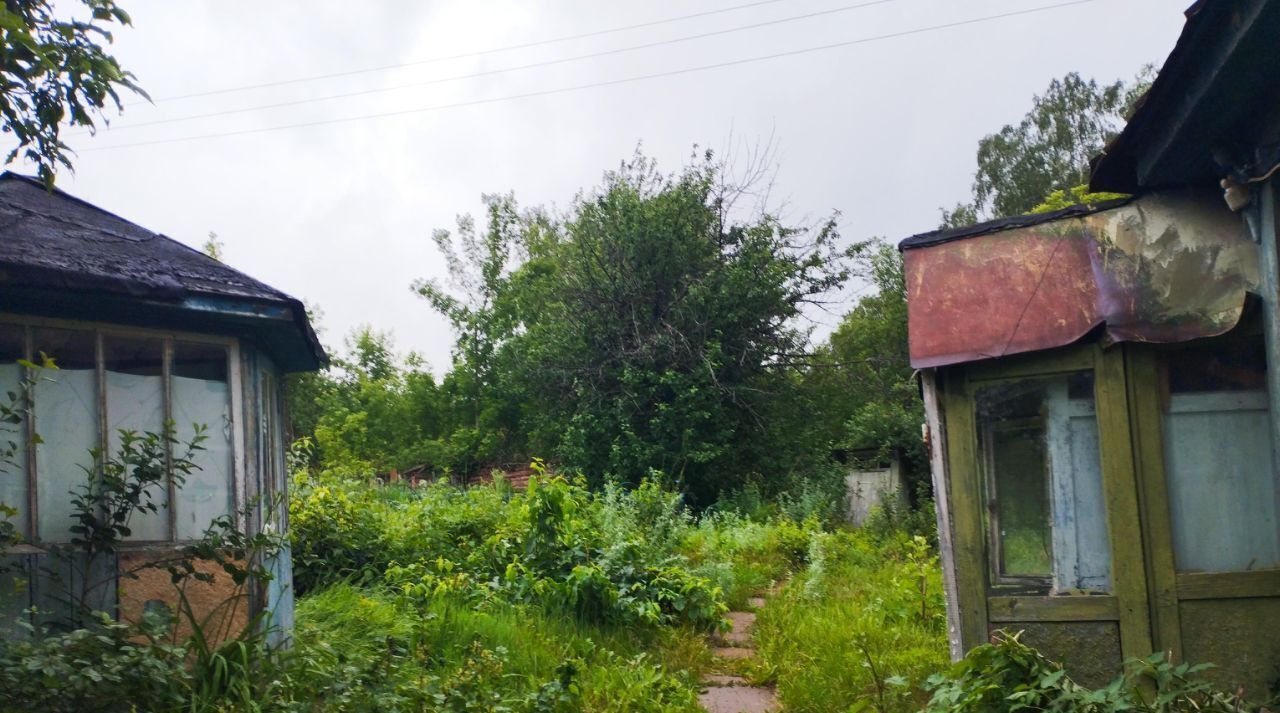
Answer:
[144,0,804,103]
[99,0,894,134]
[84,0,1097,153]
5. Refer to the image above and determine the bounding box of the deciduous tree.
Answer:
[0,0,145,185]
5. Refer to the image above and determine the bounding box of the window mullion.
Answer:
[23,325,34,545]
[95,330,107,529]
[163,338,175,542]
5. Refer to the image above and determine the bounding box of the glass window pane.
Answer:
[172,342,233,539]
[103,336,167,541]
[987,421,1052,576]
[976,371,1111,590]
[33,329,98,543]
[1162,341,1279,572]
[0,325,29,540]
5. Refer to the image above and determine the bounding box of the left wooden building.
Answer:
[0,172,325,641]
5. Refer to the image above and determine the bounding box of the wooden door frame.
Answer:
[1125,337,1280,663]
[940,343,1154,659]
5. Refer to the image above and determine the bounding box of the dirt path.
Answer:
[698,596,778,713]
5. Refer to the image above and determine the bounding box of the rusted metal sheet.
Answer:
[904,190,1258,369]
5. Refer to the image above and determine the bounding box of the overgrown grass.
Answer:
[273,468,825,711]
[1,464,948,712]
[752,530,949,713]
[278,583,709,712]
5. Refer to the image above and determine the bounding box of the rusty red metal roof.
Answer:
[903,190,1257,369]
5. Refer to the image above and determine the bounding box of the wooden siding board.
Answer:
[1176,570,1280,600]
[1096,347,1154,660]
[944,372,990,651]
[987,595,1120,622]
[922,370,964,660]
[1126,346,1184,660]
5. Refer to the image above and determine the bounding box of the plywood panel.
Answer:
[993,621,1123,689]
[117,550,249,645]
[1180,598,1280,700]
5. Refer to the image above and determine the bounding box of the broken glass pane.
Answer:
[33,329,98,543]
[976,371,1111,590]
[1162,340,1279,572]
[172,342,233,540]
[0,324,28,539]
[104,336,167,541]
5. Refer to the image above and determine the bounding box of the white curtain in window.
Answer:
[35,368,97,542]
[105,370,167,541]
[172,375,233,539]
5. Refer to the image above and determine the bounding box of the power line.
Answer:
[84,0,1097,154]
[99,0,894,134]
[143,0,803,104]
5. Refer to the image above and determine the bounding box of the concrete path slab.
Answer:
[703,675,748,686]
[698,685,778,713]
[712,646,756,660]
[715,611,756,646]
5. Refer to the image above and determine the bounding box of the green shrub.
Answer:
[292,468,728,630]
[925,631,1274,713]
[273,583,702,713]
[0,614,189,713]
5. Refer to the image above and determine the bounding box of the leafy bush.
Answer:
[291,466,728,630]
[925,631,1275,713]
[267,583,702,713]
[0,614,189,713]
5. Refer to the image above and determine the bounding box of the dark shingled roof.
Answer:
[1090,0,1280,192]
[898,197,1133,251]
[0,172,325,371]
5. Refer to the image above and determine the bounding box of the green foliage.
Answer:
[0,613,189,713]
[942,68,1154,226]
[291,465,728,630]
[411,151,860,505]
[280,473,853,711]
[69,425,204,556]
[924,631,1273,713]
[801,242,928,496]
[0,0,146,186]
[293,327,450,474]
[1030,184,1131,214]
[267,583,703,713]
[863,489,938,547]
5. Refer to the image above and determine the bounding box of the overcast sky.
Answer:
[39,0,1188,374]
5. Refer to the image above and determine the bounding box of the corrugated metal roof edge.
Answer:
[897,197,1135,251]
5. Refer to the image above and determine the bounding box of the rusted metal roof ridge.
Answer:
[904,190,1257,369]
[898,198,1134,251]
